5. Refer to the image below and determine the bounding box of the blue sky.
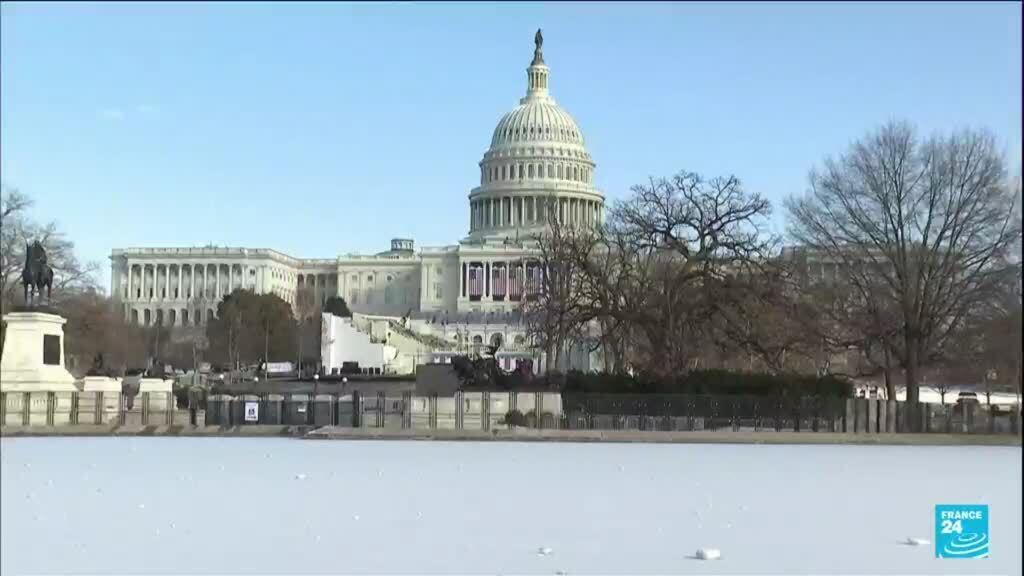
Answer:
[2,2,1021,291]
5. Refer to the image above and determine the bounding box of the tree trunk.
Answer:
[904,333,920,405]
[883,344,896,401]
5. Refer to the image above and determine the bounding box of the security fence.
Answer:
[1,390,1019,435]
[196,391,1020,435]
[0,391,190,427]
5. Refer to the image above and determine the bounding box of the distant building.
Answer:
[109,32,604,374]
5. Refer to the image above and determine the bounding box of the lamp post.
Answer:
[313,373,320,398]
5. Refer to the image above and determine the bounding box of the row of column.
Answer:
[123,262,252,302]
[459,260,542,302]
[127,305,217,327]
[297,273,337,307]
[482,161,591,184]
[470,196,602,231]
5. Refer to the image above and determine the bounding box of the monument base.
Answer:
[1,311,79,393]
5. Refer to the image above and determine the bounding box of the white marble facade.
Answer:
[109,33,603,371]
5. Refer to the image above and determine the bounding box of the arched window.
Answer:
[472,335,483,344]
[528,164,534,178]
[490,333,503,347]
[517,164,523,179]
[557,164,563,179]
[502,165,507,180]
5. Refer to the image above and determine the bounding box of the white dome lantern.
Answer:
[467,29,604,242]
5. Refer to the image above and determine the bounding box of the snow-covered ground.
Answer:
[1,438,1020,575]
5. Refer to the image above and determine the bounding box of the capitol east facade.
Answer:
[109,32,603,373]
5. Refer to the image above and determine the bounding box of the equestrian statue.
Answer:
[21,240,54,306]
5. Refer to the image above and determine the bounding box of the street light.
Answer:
[313,373,320,398]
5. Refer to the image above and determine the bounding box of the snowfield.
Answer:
[1,438,1020,575]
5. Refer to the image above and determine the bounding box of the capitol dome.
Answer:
[488,96,586,149]
[467,30,604,242]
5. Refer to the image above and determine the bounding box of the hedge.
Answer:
[548,369,853,398]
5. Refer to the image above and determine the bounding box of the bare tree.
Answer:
[522,196,596,372]
[787,122,1021,406]
[603,172,774,377]
[525,171,775,379]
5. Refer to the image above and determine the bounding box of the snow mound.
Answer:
[294,473,307,480]
[905,537,929,546]
[696,548,721,560]
[537,546,553,556]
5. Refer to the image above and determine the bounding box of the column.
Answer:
[215,264,221,299]
[485,262,491,298]
[127,264,134,301]
[509,197,515,227]
[164,265,170,300]
[228,265,234,295]
[461,262,467,298]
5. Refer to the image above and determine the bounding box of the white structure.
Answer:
[109,31,603,373]
[320,313,399,375]
[0,312,79,392]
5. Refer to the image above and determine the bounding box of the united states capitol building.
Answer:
[110,31,603,374]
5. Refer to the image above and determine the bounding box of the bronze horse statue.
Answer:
[22,240,54,305]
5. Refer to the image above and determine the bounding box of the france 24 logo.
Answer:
[935,504,989,559]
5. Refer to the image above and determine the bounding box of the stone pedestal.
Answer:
[139,378,173,411]
[81,377,123,424]
[1,312,79,392]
